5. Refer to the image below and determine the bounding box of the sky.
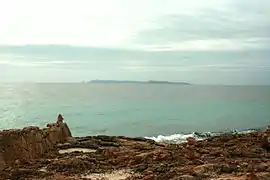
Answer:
[0,0,269,84]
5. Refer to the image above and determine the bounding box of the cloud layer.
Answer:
[0,45,269,84]
[0,0,269,50]
[0,0,269,84]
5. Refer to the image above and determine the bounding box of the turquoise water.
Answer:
[0,83,269,138]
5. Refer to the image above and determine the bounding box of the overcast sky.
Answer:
[0,0,269,84]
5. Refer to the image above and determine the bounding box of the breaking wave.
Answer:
[145,128,262,143]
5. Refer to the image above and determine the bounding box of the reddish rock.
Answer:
[186,137,196,146]
[246,173,259,180]
[261,135,270,151]
[1,121,270,180]
[193,164,213,174]
[142,174,155,180]
[184,151,200,160]
[198,148,210,154]
[255,162,268,172]
[153,151,170,161]
[0,114,72,167]
[159,153,169,160]
[178,175,198,180]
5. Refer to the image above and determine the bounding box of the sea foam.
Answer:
[145,128,260,143]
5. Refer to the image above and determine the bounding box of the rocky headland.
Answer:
[0,115,269,180]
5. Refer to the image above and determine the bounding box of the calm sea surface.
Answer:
[0,83,269,138]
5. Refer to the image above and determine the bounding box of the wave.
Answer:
[145,128,262,143]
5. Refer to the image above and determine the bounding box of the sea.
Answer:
[0,83,269,142]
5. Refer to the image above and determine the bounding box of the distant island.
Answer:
[88,80,191,85]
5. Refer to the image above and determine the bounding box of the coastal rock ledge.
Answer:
[0,117,270,180]
[0,114,72,170]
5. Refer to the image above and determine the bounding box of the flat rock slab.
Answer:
[82,170,131,180]
[58,148,96,154]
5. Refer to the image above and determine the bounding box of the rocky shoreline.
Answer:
[0,117,270,180]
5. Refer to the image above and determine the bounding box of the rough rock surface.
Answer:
[0,120,270,179]
[261,126,270,151]
[0,114,72,169]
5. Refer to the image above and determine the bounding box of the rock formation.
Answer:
[57,114,72,138]
[1,120,270,179]
[186,137,196,146]
[0,114,72,170]
[261,134,270,151]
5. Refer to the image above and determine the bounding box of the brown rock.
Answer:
[159,153,169,160]
[246,173,259,180]
[220,164,239,173]
[247,163,255,173]
[10,168,38,180]
[261,135,270,151]
[0,114,72,166]
[0,151,5,170]
[60,122,73,140]
[47,123,56,128]
[56,114,72,139]
[184,151,200,160]
[257,172,270,180]
[186,137,196,146]
[198,148,210,154]
[96,135,118,142]
[178,175,198,180]
[193,164,215,175]
[142,174,155,180]
[255,162,268,172]
[153,152,170,160]
[1,117,270,179]
[209,149,222,156]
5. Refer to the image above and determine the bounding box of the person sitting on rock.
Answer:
[57,114,64,123]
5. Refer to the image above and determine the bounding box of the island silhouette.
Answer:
[88,80,191,85]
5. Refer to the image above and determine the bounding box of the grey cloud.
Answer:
[133,1,270,48]
[230,0,269,14]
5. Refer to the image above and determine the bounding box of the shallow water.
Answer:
[0,83,269,139]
